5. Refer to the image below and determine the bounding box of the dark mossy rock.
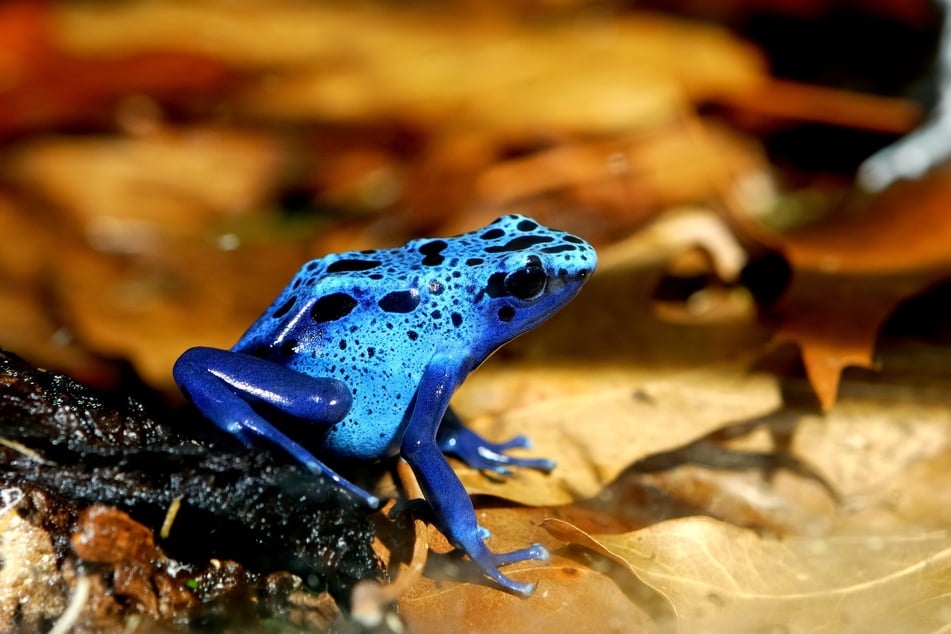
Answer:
[0,349,385,629]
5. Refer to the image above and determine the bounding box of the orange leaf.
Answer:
[761,169,951,409]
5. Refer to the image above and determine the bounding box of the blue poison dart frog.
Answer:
[173,214,596,595]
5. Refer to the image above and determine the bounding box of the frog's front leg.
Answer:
[173,346,379,507]
[401,353,548,596]
[438,408,555,476]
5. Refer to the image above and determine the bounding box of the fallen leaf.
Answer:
[72,505,198,618]
[757,168,951,409]
[456,371,781,506]
[721,77,921,134]
[634,465,838,536]
[546,516,951,634]
[0,196,104,381]
[399,507,661,634]
[791,380,951,534]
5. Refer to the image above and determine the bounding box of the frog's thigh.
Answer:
[174,346,351,422]
[173,347,377,506]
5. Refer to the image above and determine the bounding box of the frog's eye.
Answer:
[504,264,547,300]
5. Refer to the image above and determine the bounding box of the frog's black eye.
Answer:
[504,264,547,300]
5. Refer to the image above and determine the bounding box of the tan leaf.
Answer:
[55,240,306,389]
[456,371,781,506]
[791,386,951,533]
[399,508,660,634]
[546,516,951,634]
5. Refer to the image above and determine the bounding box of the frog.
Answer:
[173,214,596,595]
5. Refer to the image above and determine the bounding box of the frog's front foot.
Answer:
[464,439,556,476]
[437,409,555,476]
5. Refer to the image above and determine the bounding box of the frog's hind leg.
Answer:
[173,346,379,507]
[438,407,555,476]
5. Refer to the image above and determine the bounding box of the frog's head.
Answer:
[468,214,597,350]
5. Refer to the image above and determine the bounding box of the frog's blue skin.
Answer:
[173,214,596,595]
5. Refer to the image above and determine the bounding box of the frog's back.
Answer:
[233,246,443,458]
[234,214,596,459]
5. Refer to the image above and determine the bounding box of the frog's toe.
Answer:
[505,455,556,473]
[490,434,532,451]
[438,423,555,474]
[482,462,514,477]
[461,445,555,475]
[498,576,537,597]
[492,543,549,567]
[477,436,556,473]
[477,544,549,596]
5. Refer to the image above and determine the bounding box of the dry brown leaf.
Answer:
[635,465,838,536]
[721,77,921,134]
[399,507,660,634]
[791,384,951,534]
[0,3,233,137]
[455,371,781,506]
[0,196,110,382]
[760,169,951,409]
[545,516,951,634]
[887,445,951,529]
[72,506,198,618]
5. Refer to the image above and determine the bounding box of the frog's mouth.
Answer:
[546,267,591,294]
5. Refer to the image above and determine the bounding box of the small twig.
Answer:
[160,495,183,540]
[0,437,53,465]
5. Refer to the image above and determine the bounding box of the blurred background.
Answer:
[0,0,939,396]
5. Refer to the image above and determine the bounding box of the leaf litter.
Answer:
[0,2,950,632]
